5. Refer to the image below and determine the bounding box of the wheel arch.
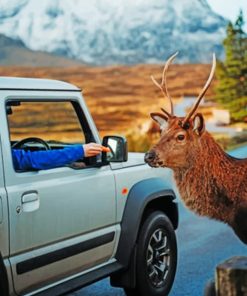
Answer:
[115,177,178,267]
[139,197,179,235]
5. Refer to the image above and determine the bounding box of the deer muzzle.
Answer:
[144,150,157,166]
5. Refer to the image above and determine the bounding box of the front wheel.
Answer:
[125,211,177,296]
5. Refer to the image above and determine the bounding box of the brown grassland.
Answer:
[0,64,214,132]
[1,64,246,151]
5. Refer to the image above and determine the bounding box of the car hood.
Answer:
[110,152,146,170]
[123,152,145,168]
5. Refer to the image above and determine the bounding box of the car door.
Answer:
[1,96,117,294]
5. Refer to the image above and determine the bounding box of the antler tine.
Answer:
[182,53,216,126]
[151,51,179,116]
[161,107,172,118]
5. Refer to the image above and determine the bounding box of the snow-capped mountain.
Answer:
[0,0,227,65]
[0,33,83,66]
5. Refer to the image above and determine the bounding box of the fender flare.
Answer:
[115,177,178,267]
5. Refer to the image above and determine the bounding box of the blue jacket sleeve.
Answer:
[12,145,84,170]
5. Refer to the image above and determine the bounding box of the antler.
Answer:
[151,51,179,117]
[182,53,216,126]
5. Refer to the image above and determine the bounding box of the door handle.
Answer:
[21,192,40,212]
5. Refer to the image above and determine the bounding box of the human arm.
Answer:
[12,143,103,171]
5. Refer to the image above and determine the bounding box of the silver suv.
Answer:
[0,77,178,296]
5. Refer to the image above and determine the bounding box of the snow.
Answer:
[0,0,227,64]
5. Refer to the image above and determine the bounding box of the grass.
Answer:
[0,63,215,137]
[1,64,246,152]
[215,133,247,151]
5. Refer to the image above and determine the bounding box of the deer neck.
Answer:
[174,132,228,178]
[173,131,237,222]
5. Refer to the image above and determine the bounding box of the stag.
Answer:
[145,52,247,244]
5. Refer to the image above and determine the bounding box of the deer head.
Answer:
[145,52,216,170]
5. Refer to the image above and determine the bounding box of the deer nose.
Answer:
[144,150,156,163]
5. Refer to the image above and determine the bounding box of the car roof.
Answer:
[0,77,81,92]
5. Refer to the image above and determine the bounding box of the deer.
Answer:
[144,52,247,244]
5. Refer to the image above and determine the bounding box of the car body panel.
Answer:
[0,91,117,294]
[0,139,9,259]
[112,152,174,222]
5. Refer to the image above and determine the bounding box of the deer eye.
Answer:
[177,134,185,141]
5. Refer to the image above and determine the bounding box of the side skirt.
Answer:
[33,261,123,296]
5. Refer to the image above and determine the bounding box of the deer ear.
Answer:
[193,113,205,136]
[150,112,169,130]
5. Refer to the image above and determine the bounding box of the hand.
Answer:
[83,143,102,157]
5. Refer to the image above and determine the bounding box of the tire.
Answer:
[124,211,177,296]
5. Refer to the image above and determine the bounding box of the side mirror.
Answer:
[102,136,128,163]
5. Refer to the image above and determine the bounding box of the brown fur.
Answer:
[146,115,247,244]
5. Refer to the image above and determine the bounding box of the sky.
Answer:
[207,0,247,31]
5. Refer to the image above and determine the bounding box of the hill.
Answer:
[0,34,83,67]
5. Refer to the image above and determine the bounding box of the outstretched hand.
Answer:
[83,143,103,157]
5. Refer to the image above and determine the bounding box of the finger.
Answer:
[101,146,111,152]
[87,152,100,156]
[88,148,102,152]
[87,148,102,153]
[89,143,102,148]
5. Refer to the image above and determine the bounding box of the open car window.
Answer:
[7,101,86,146]
[6,100,95,172]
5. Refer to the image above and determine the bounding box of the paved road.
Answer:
[69,203,246,296]
[69,146,247,296]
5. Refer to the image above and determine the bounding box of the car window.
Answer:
[6,100,96,172]
[7,101,86,144]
